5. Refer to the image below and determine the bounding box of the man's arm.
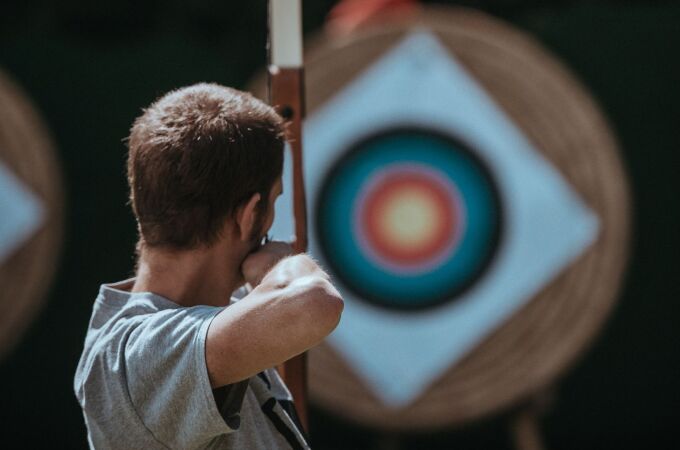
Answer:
[205,250,344,388]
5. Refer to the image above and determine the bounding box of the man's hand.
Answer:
[207,253,344,388]
[241,241,294,287]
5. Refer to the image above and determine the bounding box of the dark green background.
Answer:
[1,1,678,448]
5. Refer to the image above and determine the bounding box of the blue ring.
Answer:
[316,128,502,311]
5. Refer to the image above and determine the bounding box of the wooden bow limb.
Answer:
[268,0,309,432]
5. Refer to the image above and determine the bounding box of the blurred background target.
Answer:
[0,70,63,361]
[317,127,501,310]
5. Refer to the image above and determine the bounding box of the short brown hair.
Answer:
[127,83,285,249]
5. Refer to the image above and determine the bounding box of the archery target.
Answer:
[270,29,604,409]
[252,5,630,430]
[317,128,501,310]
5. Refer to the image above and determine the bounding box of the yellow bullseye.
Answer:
[377,186,443,250]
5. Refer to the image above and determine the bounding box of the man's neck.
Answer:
[131,243,243,308]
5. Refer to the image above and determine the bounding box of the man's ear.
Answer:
[235,193,261,242]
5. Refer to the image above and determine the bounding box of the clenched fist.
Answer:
[241,241,294,287]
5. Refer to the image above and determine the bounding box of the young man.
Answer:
[74,83,343,450]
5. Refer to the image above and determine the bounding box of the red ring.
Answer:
[360,170,459,266]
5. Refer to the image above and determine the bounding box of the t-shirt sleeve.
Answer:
[123,304,244,449]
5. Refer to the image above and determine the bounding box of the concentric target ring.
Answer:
[316,127,502,311]
[355,163,464,273]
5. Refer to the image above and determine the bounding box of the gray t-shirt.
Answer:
[74,279,310,450]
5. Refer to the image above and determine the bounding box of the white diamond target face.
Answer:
[270,32,599,406]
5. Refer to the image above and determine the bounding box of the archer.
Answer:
[73,83,343,449]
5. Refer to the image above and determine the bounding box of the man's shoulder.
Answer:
[74,284,220,407]
[76,282,216,383]
[84,288,220,358]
